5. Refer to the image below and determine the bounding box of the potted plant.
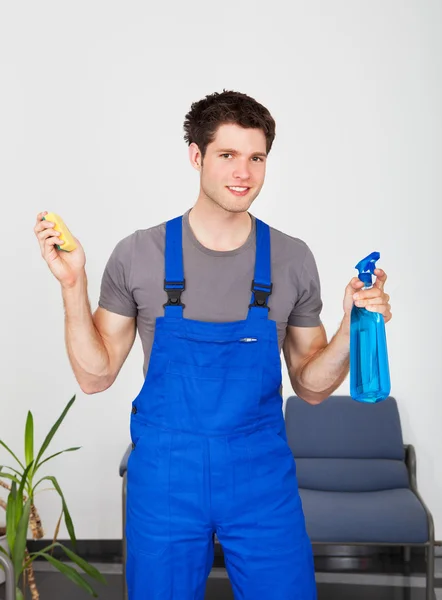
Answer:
[0,395,106,599]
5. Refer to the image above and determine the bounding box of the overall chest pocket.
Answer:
[166,358,263,432]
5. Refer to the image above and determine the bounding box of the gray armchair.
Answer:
[285,394,435,600]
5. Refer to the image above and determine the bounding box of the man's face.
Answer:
[193,123,267,213]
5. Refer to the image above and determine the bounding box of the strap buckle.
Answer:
[249,280,272,310]
[164,279,186,308]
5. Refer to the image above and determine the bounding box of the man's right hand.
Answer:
[34,211,86,288]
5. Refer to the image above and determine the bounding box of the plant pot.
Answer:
[0,529,9,585]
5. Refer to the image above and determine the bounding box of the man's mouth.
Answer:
[227,186,250,197]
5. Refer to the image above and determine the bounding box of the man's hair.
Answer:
[183,89,276,161]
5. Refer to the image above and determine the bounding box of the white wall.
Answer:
[1,0,441,543]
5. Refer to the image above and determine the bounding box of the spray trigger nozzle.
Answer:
[355,252,380,286]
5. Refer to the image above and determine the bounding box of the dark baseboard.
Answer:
[26,538,226,567]
[27,540,123,563]
[26,540,438,563]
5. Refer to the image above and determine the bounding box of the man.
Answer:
[34,90,392,599]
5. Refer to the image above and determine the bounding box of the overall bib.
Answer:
[126,216,317,600]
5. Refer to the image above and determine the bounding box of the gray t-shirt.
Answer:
[98,209,323,377]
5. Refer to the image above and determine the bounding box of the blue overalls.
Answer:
[126,215,317,599]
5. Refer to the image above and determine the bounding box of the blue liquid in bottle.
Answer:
[350,252,391,403]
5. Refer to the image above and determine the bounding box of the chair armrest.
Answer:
[404,444,417,488]
[119,443,133,477]
[404,443,435,544]
[0,552,15,600]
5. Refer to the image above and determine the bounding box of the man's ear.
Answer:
[189,143,202,171]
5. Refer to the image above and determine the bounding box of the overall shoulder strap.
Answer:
[248,218,272,320]
[164,216,185,318]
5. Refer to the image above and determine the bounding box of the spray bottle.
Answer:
[350,252,391,403]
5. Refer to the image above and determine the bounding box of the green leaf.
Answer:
[0,439,25,470]
[12,497,31,583]
[58,544,107,584]
[25,411,34,468]
[16,462,34,530]
[18,461,34,494]
[34,395,76,470]
[0,471,21,486]
[0,545,10,557]
[0,464,23,477]
[39,552,98,597]
[6,483,17,555]
[33,476,76,548]
[23,542,59,570]
[27,542,106,584]
[16,587,24,600]
[15,494,23,533]
[35,447,81,472]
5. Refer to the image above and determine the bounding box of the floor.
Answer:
[1,554,441,599]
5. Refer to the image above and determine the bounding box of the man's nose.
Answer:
[232,160,251,180]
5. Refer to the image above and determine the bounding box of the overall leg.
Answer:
[215,429,317,600]
[126,427,215,599]
[218,516,316,600]
[126,533,214,600]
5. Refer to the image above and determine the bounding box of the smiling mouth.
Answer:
[227,186,250,196]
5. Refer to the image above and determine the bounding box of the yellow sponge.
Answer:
[42,212,77,252]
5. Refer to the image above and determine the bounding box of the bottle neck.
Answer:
[359,273,374,289]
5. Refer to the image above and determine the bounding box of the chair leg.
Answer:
[402,546,412,577]
[123,472,128,600]
[426,542,435,600]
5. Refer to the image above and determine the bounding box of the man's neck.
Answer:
[188,201,252,252]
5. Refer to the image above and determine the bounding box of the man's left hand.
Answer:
[343,268,392,323]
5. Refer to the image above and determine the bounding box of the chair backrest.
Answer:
[284,395,410,492]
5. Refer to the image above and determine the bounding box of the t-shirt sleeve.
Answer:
[98,235,137,318]
[288,243,323,327]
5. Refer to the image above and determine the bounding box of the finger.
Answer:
[365,304,392,320]
[354,294,390,306]
[38,229,62,255]
[35,211,48,226]
[365,303,390,313]
[42,235,64,256]
[34,218,55,234]
[363,304,385,312]
[374,268,387,290]
[37,228,61,243]
[353,289,387,301]
[349,277,365,291]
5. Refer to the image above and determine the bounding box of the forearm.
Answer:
[62,272,112,394]
[291,316,351,404]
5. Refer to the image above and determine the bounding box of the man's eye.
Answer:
[220,154,231,158]
[252,157,263,162]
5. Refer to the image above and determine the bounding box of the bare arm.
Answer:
[283,319,351,405]
[34,212,136,394]
[63,272,136,394]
